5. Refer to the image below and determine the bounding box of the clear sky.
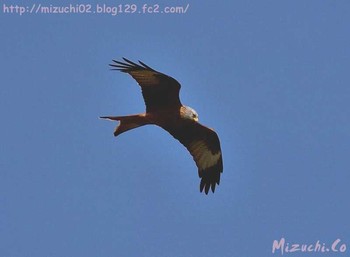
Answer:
[1,1,349,256]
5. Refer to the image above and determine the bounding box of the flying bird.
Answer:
[101,58,223,194]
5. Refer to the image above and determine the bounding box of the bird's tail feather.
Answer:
[100,114,148,137]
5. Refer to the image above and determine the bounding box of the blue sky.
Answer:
[1,1,349,256]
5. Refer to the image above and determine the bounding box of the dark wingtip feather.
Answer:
[122,57,140,67]
[198,161,222,194]
[109,58,153,72]
[200,180,214,195]
[138,60,156,71]
[205,183,210,194]
[200,180,205,193]
[109,59,134,72]
[211,183,216,193]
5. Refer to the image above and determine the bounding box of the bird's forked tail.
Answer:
[100,114,149,137]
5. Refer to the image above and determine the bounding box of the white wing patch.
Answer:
[189,140,221,169]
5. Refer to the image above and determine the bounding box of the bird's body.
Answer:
[105,106,196,135]
[101,58,223,194]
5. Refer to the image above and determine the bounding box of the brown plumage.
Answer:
[101,58,223,194]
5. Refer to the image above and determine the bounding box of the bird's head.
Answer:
[181,106,199,122]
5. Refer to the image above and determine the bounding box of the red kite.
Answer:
[101,58,223,194]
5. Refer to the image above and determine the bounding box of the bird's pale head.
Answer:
[181,106,199,122]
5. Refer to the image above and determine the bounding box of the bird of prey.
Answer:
[101,58,223,194]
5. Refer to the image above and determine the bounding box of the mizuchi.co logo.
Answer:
[272,237,347,255]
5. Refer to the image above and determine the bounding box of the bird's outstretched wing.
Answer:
[110,58,182,112]
[164,122,223,194]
